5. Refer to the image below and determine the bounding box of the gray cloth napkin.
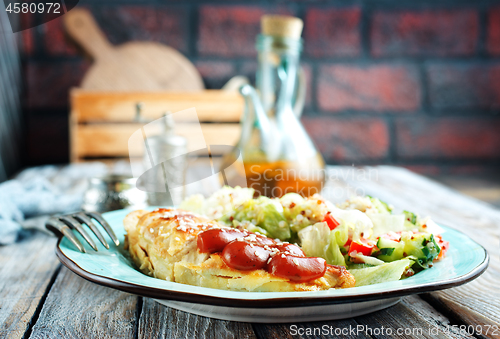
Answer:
[0,163,109,245]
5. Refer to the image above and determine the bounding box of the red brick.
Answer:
[42,0,65,26]
[195,60,236,89]
[19,13,35,56]
[302,117,389,162]
[427,64,500,110]
[41,7,188,55]
[487,7,500,55]
[198,6,292,57]
[371,10,479,57]
[43,16,79,56]
[396,117,500,159]
[25,61,90,109]
[318,64,421,112]
[95,7,189,53]
[304,8,361,58]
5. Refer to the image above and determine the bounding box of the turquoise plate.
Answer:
[55,208,489,322]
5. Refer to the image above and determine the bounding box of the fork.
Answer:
[45,212,120,253]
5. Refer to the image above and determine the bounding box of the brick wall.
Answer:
[20,1,500,175]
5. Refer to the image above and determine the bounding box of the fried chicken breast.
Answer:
[124,208,355,292]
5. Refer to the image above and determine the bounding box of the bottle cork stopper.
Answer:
[261,15,303,39]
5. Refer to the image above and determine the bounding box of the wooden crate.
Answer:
[70,89,244,162]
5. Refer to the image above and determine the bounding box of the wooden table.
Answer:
[1,166,499,339]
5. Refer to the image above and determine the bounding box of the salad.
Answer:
[180,187,449,287]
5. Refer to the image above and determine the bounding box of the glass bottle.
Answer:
[220,15,325,198]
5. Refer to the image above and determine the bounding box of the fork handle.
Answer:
[21,216,54,236]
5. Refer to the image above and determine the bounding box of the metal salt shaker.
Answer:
[142,113,188,207]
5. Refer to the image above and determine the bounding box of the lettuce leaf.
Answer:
[369,214,407,238]
[348,258,414,287]
[232,220,269,237]
[367,196,393,214]
[180,186,255,221]
[298,222,347,266]
[233,196,291,240]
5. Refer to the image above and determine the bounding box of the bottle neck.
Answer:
[256,35,302,116]
[256,34,303,54]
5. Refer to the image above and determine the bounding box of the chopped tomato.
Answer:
[435,235,449,261]
[348,239,377,256]
[324,213,351,246]
[323,213,340,230]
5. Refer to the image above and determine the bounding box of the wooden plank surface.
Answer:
[353,295,474,339]
[253,295,473,339]
[323,166,500,335]
[253,317,372,339]
[71,89,243,123]
[28,267,139,339]
[73,123,240,158]
[0,233,60,339]
[138,298,256,339]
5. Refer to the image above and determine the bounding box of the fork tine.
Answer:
[60,215,98,251]
[60,227,87,253]
[86,212,120,246]
[73,212,109,249]
[46,218,86,253]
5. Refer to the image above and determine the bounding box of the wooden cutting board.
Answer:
[64,8,204,91]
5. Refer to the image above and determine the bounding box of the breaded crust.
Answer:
[124,208,355,292]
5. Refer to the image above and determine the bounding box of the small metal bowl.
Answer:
[82,174,148,213]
